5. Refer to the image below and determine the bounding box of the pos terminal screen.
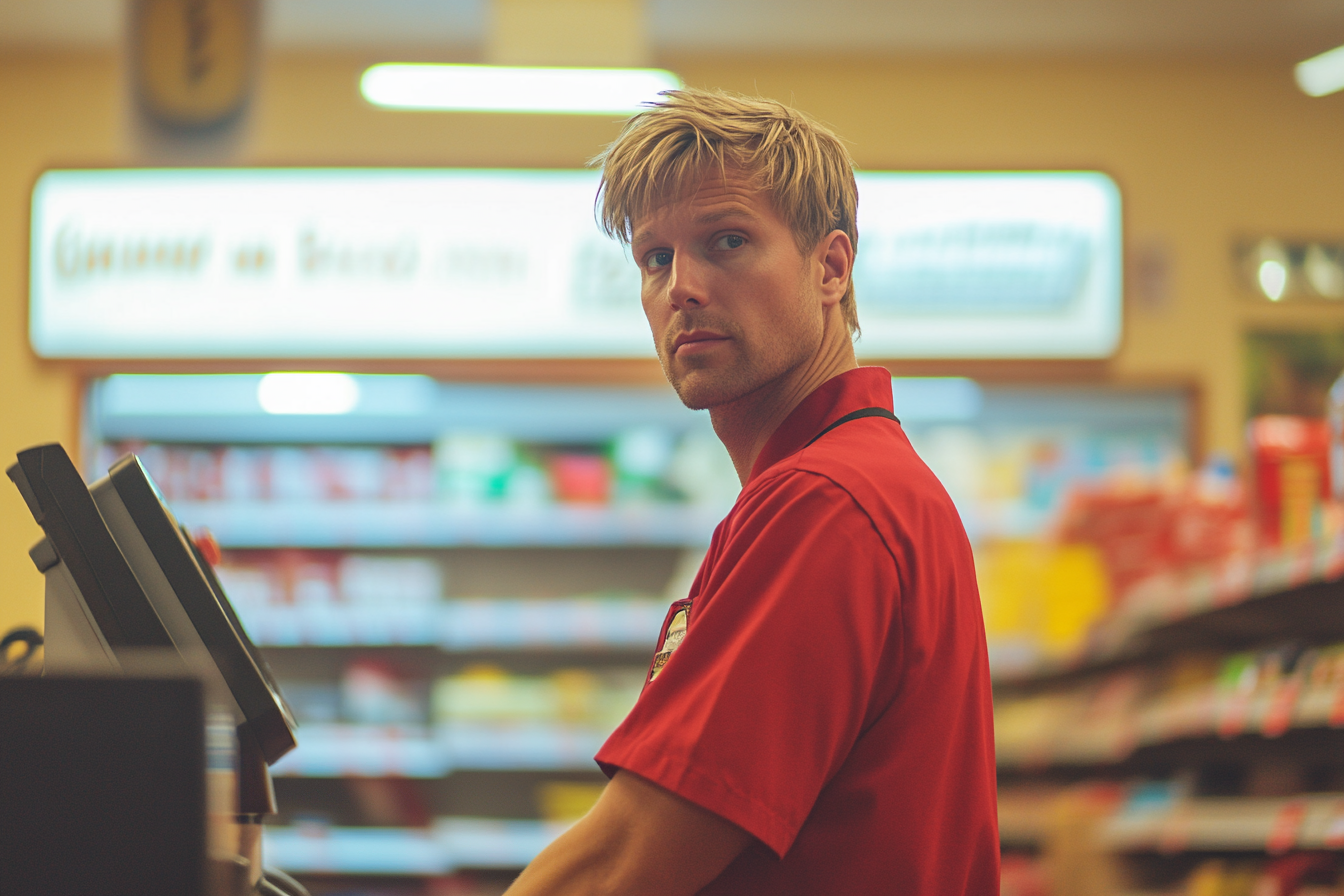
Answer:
[8,443,296,764]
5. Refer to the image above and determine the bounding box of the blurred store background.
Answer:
[5,1,1344,894]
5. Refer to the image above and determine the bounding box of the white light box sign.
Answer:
[30,169,1121,359]
[851,172,1121,358]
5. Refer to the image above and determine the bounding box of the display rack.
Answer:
[170,501,725,549]
[263,818,570,876]
[82,375,723,883]
[996,552,1344,896]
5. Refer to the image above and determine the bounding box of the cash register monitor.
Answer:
[7,443,296,767]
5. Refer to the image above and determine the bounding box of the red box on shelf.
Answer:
[1248,416,1331,547]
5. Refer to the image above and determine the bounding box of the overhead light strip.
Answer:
[1295,44,1344,97]
[360,63,682,114]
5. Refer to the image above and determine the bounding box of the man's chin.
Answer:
[669,370,757,411]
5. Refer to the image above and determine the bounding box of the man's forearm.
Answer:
[503,770,753,896]
[504,809,628,896]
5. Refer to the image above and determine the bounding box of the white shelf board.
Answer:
[263,819,572,875]
[172,500,723,548]
[271,725,447,778]
[271,723,612,777]
[235,598,669,649]
[239,604,440,647]
[442,722,609,771]
[263,826,446,875]
[1102,794,1344,853]
[437,817,573,869]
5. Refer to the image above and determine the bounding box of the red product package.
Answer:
[549,454,611,504]
[1248,416,1331,546]
[1057,488,1173,599]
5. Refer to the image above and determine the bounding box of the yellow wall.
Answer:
[3,48,1344,638]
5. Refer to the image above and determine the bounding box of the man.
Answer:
[505,88,998,896]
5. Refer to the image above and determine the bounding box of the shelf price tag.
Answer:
[1267,799,1308,855]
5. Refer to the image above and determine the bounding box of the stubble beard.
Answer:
[657,301,818,413]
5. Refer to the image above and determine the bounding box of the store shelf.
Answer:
[997,787,1060,847]
[998,787,1344,855]
[173,500,725,548]
[1102,794,1344,854]
[439,598,667,651]
[263,826,446,875]
[236,598,669,649]
[995,537,1344,687]
[442,722,609,771]
[996,699,1344,771]
[270,725,447,778]
[436,817,572,869]
[238,604,440,647]
[263,818,571,875]
[270,723,611,777]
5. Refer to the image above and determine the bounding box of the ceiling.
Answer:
[1,0,1342,58]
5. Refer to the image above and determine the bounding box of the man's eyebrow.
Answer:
[631,206,758,248]
[693,206,757,226]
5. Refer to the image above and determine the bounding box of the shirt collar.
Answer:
[747,367,896,484]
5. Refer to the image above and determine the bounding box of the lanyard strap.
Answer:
[804,406,901,448]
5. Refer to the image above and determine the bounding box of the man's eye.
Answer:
[646,251,673,270]
[714,234,746,250]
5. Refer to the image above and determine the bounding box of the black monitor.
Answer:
[7,443,297,772]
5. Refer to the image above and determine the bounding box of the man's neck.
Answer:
[709,331,858,485]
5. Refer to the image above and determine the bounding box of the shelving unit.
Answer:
[996,557,1344,895]
[171,501,725,549]
[270,722,612,778]
[996,536,1344,687]
[264,818,571,875]
[234,596,669,649]
[82,375,725,889]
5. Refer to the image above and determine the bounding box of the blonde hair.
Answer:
[593,88,860,336]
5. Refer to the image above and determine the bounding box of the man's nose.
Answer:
[666,252,709,311]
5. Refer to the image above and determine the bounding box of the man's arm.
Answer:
[503,770,753,896]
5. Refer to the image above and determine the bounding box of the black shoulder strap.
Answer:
[804,406,901,448]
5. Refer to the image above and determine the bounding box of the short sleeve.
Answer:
[594,470,902,857]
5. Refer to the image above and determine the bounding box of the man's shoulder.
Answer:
[772,418,948,506]
[735,420,965,549]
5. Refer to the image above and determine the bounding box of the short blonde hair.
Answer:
[593,88,860,336]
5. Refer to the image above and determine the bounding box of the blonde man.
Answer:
[505,89,998,896]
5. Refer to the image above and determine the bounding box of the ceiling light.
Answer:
[1258,259,1289,302]
[1295,44,1344,97]
[258,373,360,415]
[360,63,681,114]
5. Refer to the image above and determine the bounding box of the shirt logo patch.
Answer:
[648,604,689,682]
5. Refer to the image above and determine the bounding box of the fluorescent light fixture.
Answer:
[258,373,360,415]
[1295,44,1344,97]
[360,63,681,114]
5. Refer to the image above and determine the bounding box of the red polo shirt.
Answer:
[595,367,999,895]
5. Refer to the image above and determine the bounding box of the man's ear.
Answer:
[815,230,854,308]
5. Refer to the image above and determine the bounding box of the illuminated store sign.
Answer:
[30,169,1120,359]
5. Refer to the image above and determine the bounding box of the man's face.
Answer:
[630,169,825,410]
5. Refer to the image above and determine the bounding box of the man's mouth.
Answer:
[671,330,731,356]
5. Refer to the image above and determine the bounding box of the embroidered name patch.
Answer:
[648,600,691,683]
